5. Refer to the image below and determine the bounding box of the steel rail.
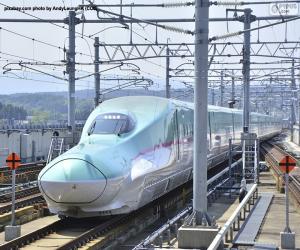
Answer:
[56,215,127,250]
[0,194,44,215]
[0,219,65,250]
[0,161,45,173]
[0,186,39,203]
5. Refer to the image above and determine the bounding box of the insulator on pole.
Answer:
[163,1,195,7]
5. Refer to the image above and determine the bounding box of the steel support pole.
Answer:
[11,169,16,226]
[297,55,300,145]
[130,4,133,44]
[220,70,224,107]
[231,70,235,105]
[291,59,296,141]
[67,11,76,139]
[229,138,232,179]
[284,173,291,232]
[94,37,100,107]
[193,0,210,224]
[242,8,252,133]
[298,54,300,145]
[166,47,171,98]
[268,77,272,115]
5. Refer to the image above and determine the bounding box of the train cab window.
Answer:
[89,113,135,135]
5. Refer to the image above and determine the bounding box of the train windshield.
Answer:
[89,113,135,135]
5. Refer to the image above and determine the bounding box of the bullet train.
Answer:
[38,96,281,217]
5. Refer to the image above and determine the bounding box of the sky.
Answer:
[0,0,298,94]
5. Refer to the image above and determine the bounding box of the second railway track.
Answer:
[0,194,44,215]
[0,186,40,203]
[261,141,300,205]
[0,161,45,185]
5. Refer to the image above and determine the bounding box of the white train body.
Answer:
[38,96,281,217]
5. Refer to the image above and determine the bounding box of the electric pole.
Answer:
[94,36,100,107]
[66,11,78,141]
[241,8,255,133]
[291,59,296,141]
[166,47,171,98]
[231,70,235,108]
[193,0,210,224]
[220,70,224,106]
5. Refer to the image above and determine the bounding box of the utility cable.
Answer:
[209,15,300,42]
[86,0,194,35]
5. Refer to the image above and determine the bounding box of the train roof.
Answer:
[97,96,275,119]
[100,95,241,113]
[170,97,243,114]
[97,96,170,115]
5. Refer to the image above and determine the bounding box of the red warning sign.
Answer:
[279,155,296,174]
[6,152,21,170]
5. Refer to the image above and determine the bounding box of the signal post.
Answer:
[4,152,21,241]
[279,155,296,249]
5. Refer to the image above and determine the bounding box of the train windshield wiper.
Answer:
[88,122,96,136]
[115,120,125,136]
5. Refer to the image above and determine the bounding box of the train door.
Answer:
[208,112,212,150]
[174,109,180,160]
[178,111,188,162]
[231,111,235,140]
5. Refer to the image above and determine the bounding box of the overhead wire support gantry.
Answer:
[0,0,298,148]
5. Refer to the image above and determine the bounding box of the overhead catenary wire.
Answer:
[86,0,194,35]
[250,63,300,80]
[0,51,52,64]
[0,0,191,82]
[0,70,154,89]
[0,2,172,82]
[0,49,163,89]
[209,15,300,42]
[0,73,91,88]
[82,2,195,8]
[0,50,100,80]
[0,2,70,33]
[0,26,94,59]
[0,48,165,85]
[0,0,296,99]
[211,0,300,6]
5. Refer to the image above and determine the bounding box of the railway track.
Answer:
[0,194,44,215]
[0,186,40,203]
[0,163,46,215]
[0,216,121,250]
[261,141,300,205]
[0,161,45,173]
[0,161,45,185]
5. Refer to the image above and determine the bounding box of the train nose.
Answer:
[38,158,107,204]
